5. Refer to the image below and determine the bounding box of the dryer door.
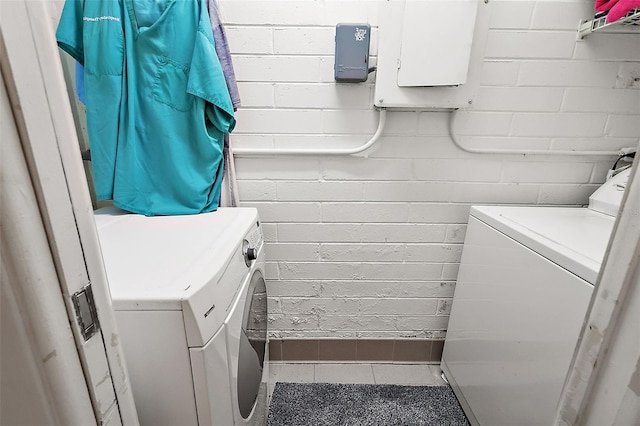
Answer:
[225,268,268,423]
[237,270,268,419]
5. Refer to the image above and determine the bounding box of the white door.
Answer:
[1,1,138,424]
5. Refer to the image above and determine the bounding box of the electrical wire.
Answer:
[612,152,635,170]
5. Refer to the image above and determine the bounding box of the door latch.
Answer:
[72,284,100,341]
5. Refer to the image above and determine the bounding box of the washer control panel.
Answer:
[243,221,264,266]
[589,167,632,217]
[246,221,263,250]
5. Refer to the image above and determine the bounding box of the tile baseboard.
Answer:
[269,339,444,362]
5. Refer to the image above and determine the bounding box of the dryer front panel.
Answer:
[189,326,234,426]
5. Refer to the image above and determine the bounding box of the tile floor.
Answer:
[268,362,448,405]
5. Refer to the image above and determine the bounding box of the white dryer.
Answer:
[441,169,630,426]
[94,207,268,426]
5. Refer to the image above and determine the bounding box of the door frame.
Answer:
[554,150,640,425]
[1,1,138,424]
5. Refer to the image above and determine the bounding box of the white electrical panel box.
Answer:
[374,0,491,110]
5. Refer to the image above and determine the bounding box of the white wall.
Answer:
[219,0,640,339]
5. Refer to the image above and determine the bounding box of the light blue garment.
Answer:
[57,0,235,216]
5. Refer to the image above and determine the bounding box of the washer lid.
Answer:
[94,206,258,312]
[471,206,615,285]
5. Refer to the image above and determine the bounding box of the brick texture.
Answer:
[218,0,640,340]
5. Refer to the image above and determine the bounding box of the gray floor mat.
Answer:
[267,382,470,426]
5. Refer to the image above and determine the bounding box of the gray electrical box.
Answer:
[334,23,371,83]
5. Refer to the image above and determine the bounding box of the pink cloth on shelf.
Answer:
[606,0,640,21]
[595,0,618,12]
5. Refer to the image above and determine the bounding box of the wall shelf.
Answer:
[578,8,640,39]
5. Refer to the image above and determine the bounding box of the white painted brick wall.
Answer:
[485,31,578,58]
[275,83,372,109]
[320,203,409,222]
[517,61,621,87]
[218,0,640,339]
[489,1,536,29]
[605,115,640,137]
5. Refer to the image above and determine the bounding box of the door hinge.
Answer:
[72,284,100,341]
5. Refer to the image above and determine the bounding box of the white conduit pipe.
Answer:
[231,107,622,157]
[448,109,622,156]
[232,108,387,156]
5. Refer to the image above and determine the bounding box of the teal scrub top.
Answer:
[56,0,235,216]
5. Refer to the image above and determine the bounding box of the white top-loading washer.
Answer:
[441,168,630,426]
[94,207,268,426]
